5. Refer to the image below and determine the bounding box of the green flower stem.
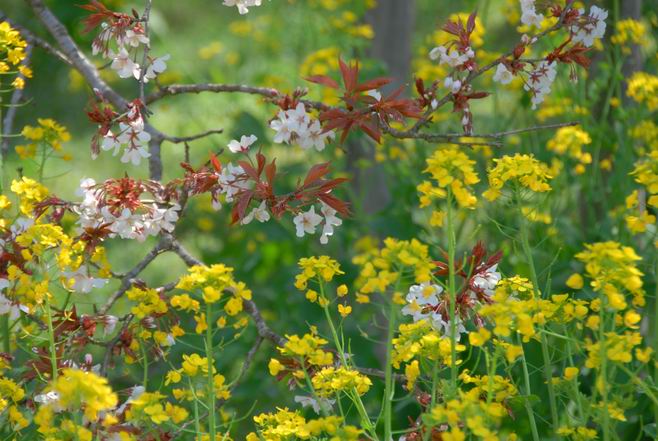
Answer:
[382,277,401,441]
[205,302,216,441]
[1,315,9,353]
[44,296,58,381]
[599,306,611,441]
[320,295,378,440]
[518,334,540,441]
[446,188,458,398]
[516,197,559,432]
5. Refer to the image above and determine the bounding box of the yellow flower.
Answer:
[575,241,644,309]
[468,327,491,347]
[566,273,584,290]
[483,154,553,201]
[338,304,352,318]
[404,360,420,391]
[49,368,118,421]
[547,126,592,166]
[311,366,372,397]
[563,367,579,381]
[422,147,480,209]
[627,72,658,111]
[268,358,284,376]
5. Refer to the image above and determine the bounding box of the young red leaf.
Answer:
[305,75,340,89]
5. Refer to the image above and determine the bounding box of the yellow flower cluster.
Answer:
[125,391,188,425]
[631,150,658,208]
[352,237,433,303]
[16,118,71,160]
[167,355,230,402]
[391,320,464,369]
[483,154,553,201]
[624,190,656,234]
[295,255,343,286]
[420,147,480,209]
[536,97,589,123]
[0,376,25,413]
[459,369,518,404]
[48,368,118,421]
[479,276,589,342]
[174,264,252,321]
[426,386,517,441]
[10,177,49,216]
[329,11,374,39]
[611,19,649,52]
[574,242,644,309]
[299,47,341,105]
[629,120,658,152]
[547,126,592,173]
[627,72,658,111]
[557,425,598,440]
[127,286,168,319]
[0,22,30,90]
[269,331,333,377]
[247,408,361,441]
[584,331,644,368]
[311,366,372,397]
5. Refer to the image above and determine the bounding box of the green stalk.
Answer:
[383,286,398,441]
[205,302,216,441]
[599,306,611,441]
[320,291,377,440]
[518,334,540,441]
[44,296,58,380]
[446,188,458,398]
[516,196,559,432]
[1,315,9,353]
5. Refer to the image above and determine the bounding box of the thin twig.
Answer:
[164,128,224,144]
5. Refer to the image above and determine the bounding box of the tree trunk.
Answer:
[346,0,416,216]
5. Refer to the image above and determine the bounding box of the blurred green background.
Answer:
[3,0,658,438]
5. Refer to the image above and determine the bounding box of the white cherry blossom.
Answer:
[493,63,514,84]
[293,206,323,238]
[110,48,141,79]
[241,200,270,225]
[228,134,258,153]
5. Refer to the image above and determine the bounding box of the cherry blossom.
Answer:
[429,45,474,69]
[293,206,323,238]
[241,201,270,225]
[143,54,170,82]
[571,6,608,48]
[524,60,557,109]
[223,0,263,15]
[319,203,342,244]
[120,28,150,48]
[270,103,334,150]
[228,134,258,153]
[401,282,442,322]
[493,63,514,84]
[444,76,463,94]
[520,0,544,29]
[110,47,141,79]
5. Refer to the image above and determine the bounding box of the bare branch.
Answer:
[384,121,579,145]
[164,129,224,144]
[98,236,173,315]
[146,83,280,104]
